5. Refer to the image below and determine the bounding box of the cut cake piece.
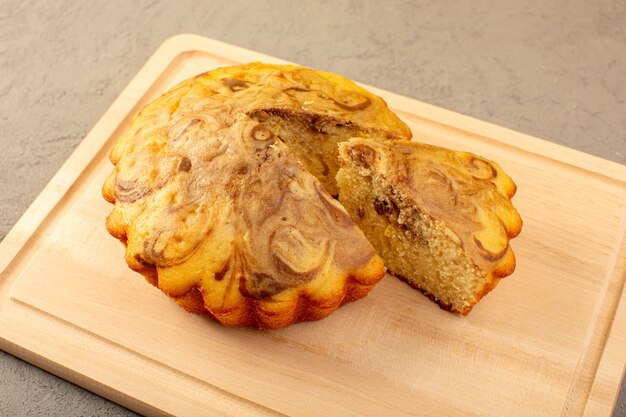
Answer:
[337,138,522,314]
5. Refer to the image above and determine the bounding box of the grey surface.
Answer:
[0,0,624,415]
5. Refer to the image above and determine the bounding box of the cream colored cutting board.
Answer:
[1,34,625,417]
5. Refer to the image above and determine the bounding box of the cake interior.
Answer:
[250,109,381,196]
[336,160,492,314]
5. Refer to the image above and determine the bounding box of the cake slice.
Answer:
[337,139,522,314]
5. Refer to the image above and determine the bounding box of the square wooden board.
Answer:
[1,34,625,416]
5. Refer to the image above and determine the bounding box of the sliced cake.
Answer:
[337,138,522,314]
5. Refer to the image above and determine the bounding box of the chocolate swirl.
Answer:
[115,180,151,203]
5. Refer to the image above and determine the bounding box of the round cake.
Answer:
[102,63,411,328]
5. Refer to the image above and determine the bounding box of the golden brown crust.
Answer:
[103,65,398,329]
[164,270,383,329]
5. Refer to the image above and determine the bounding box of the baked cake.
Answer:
[104,62,522,326]
[159,62,412,195]
[337,139,522,314]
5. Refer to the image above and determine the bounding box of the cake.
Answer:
[336,139,522,314]
[104,62,522,327]
[102,61,418,328]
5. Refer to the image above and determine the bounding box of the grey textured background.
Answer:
[1,0,625,416]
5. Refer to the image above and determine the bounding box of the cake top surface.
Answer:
[103,96,380,301]
[339,138,522,273]
[126,62,411,144]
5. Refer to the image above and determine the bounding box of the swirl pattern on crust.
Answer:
[103,97,385,329]
[186,62,410,138]
[108,63,411,198]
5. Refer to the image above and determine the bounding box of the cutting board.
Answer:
[1,34,625,417]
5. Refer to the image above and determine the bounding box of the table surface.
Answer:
[1,1,624,416]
